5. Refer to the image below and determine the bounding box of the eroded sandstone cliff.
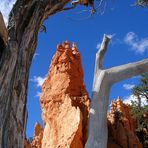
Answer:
[107,97,142,148]
[31,122,43,148]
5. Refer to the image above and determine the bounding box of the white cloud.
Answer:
[123,94,147,106]
[96,43,101,49]
[124,32,148,54]
[33,53,40,59]
[123,95,135,105]
[123,83,135,90]
[30,76,46,87]
[0,0,16,25]
[90,108,95,115]
[35,91,41,97]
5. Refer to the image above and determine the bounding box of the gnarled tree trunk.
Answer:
[0,0,70,147]
[85,35,148,148]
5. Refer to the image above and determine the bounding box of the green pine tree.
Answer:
[135,0,148,7]
[133,73,148,106]
[130,73,148,147]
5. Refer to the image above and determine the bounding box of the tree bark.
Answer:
[85,35,148,148]
[0,0,70,147]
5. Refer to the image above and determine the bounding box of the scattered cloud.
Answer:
[0,0,16,25]
[123,94,147,106]
[123,83,135,90]
[96,43,101,49]
[90,108,95,115]
[30,76,46,87]
[123,95,135,105]
[124,32,148,54]
[35,91,42,98]
[111,38,122,46]
[33,53,40,59]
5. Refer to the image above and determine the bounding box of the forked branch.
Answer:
[86,34,148,148]
[95,34,110,72]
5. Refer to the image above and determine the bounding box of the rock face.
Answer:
[31,122,43,148]
[24,139,31,148]
[40,41,90,148]
[107,97,142,148]
[24,122,43,148]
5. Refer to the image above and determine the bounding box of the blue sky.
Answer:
[1,0,148,138]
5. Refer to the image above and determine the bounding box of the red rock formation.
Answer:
[31,122,43,148]
[40,41,90,148]
[24,139,31,148]
[107,97,142,148]
[24,122,43,148]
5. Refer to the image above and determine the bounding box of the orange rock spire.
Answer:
[40,41,90,148]
[31,122,43,148]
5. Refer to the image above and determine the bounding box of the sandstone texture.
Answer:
[107,97,142,148]
[31,122,43,148]
[24,139,31,148]
[24,122,43,148]
[40,41,90,148]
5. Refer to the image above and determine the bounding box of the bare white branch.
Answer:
[95,34,110,72]
[86,34,148,148]
[107,59,148,84]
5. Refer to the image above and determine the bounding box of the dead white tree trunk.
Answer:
[85,35,148,148]
[0,0,70,148]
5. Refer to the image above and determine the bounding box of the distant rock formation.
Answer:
[31,122,43,148]
[0,12,7,45]
[107,97,142,148]
[24,122,43,148]
[39,41,90,148]
[24,139,31,148]
[0,11,8,58]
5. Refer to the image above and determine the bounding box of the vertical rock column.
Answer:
[40,41,90,148]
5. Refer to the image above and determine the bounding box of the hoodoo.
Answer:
[107,98,142,148]
[39,41,90,148]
